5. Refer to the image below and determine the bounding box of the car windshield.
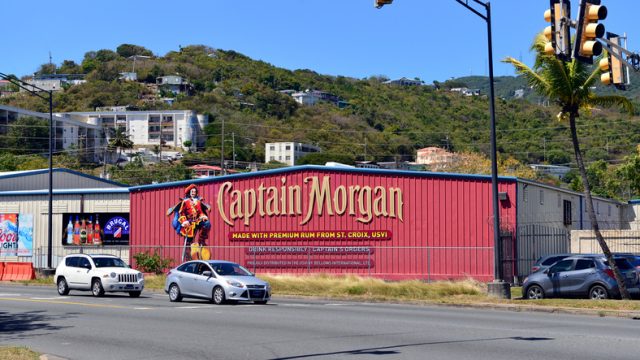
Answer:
[210,262,252,276]
[93,257,127,268]
[604,259,633,270]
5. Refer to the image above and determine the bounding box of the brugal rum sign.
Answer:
[217,176,404,226]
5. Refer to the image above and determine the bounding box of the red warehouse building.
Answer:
[129,166,518,281]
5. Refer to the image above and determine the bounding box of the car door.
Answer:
[546,259,575,297]
[64,256,81,287]
[192,262,217,298]
[559,258,596,296]
[69,257,93,289]
[178,262,199,297]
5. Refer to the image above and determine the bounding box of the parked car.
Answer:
[523,255,637,300]
[54,254,144,297]
[530,253,573,273]
[631,255,640,271]
[164,260,271,304]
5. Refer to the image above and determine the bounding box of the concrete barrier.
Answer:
[0,262,5,279]
[0,262,36,281]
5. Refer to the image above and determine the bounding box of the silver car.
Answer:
[523,255,637,300]
[164,260,271,304]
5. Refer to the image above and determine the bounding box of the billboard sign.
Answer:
[0,214,33,257]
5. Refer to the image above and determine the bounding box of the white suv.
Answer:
[54,254,144,297]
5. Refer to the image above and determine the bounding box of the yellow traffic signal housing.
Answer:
[600,33,628,88]
[374,0,393,8]
[574,0,607,64]
[543,0,571,61]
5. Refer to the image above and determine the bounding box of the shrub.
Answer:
[133,251,172,274]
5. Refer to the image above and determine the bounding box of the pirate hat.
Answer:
[184,184,197,195]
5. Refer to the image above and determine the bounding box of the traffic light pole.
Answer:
[0,72,55,271]
[455,0,509,298]
[376,0,508,297]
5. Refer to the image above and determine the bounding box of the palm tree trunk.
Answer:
[569,114,630,299]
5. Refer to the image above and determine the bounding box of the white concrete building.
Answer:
[265,142,320,166]
[57,110,208,150]
[0,105,103,162]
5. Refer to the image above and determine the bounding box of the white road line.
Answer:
[134,307,153,310]
[31,297,69,300]
[0,293,22,297]
[176,305,218,309]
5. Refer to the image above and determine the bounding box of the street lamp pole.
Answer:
[376,1,508,296]
[0,72,55,270]
[454,0,509,297]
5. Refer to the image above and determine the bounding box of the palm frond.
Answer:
[587,94,635,115]
[502,56,550,96]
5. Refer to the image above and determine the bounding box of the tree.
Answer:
[0,117,49,155]
[116,44,153,58]
[108,127,134,167]
[504,33,635,299]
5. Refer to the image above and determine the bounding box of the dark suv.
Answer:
[523,255,638,300]
[530,253,573,273]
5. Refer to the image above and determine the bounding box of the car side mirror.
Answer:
[202,271,213,278]
[84,264,92,270]
[544,269,550,275]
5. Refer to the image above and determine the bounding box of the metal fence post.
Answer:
[368,247,371,277]
[427,247,431,283]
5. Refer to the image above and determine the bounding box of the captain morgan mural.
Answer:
[166,175,403,268]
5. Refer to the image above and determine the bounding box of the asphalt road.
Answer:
[0,285,639,360]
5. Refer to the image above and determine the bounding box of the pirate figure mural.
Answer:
[167,184,212,261]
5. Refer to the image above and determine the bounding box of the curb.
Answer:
[40,354,67,360]
[3,281,640,319]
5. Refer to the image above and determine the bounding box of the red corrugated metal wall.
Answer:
[130,168,516,281]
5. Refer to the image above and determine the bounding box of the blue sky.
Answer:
[2,0,637,82]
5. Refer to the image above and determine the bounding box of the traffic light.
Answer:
[599,33,628,88]
[574,0,607,64]
[374,0,393,9]
[543,0,571,61]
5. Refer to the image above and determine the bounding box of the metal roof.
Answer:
[129,165,519,193]
[0,168,126,187]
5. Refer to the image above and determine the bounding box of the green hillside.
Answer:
[2,44,640,197]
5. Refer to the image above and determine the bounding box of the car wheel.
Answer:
[212,286,226,305]
[169,283,182,302]
[525,285,545,299]
[253,300,268,305]
[91,279,105,297]
[129,291,142,298]
[589,285,609,300]
[57,277,70,296]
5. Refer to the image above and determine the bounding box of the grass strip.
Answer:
[0,346,40,360]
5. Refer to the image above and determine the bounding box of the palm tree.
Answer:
[504,33,634,299]
[108,127,134,168]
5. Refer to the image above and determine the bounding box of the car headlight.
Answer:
[523,277,528,283]
[266,283,271,290]
[138,272,144,280]
[226,280,244,288]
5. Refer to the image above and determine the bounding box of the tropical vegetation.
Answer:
[0,43,639,197]
[504,33,635,299]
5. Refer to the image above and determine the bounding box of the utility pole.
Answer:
[0,72,54,271]
[232,132,236,168]
[220,117,225,174]
[376,1,506,296]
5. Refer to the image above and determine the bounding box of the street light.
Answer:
[376,1,508,297]
[0,72,55,271]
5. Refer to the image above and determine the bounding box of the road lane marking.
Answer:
[31,297,69,300]
[0,293,22,297]
[176,305,218,309]
[134,307,153,310]
[0,297,131,309]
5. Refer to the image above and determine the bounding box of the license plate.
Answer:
[125,284,134,289]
